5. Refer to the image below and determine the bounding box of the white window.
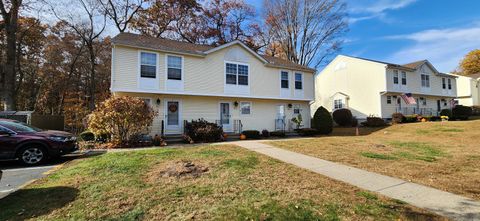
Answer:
[387,96,392,104]
[447,78,452,90]
[334,99,343,109]
[401,71,407,85]
[140,52,156,78]
[421,74,430,87]
[281,71,289,88]
[420,97,427,105]
[293,104,301,114]
[140,98,151,106]
[167,55,182,80]
[295,73,303,90]
[225,63,248,85]
[393,70,399,84]
[240,102,251,115]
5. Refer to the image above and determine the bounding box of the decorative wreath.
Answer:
[168,103,178,112]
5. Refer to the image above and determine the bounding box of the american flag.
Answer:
[401,93,416,105]
[450,99,458,108]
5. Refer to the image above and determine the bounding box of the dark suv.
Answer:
[0,119,77,165]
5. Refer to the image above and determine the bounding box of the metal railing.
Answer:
[275,118,286,131]
[396,107,434,116]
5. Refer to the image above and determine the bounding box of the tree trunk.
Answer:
[3,26,17,111]
[88,42,96,111]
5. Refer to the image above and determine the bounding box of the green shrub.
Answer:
[270,131,286,137]
[402,115,418,123]
[185,119,224,142]
[79,131,95,141]
[430,116,441,121]
[312,106,333,134]
[332,108,353,127]
[261,129,270,138]
[391,113,404,124]
[351,116,358,127]
[297,128,319,136]
[452,105,473,120]
[472,106,480,116]
[242,130,261,139]
[440,109,452,118]
[362,116,387,127]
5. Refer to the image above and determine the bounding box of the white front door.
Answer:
[165,100,182,134]
[220,102,232,132]
[275,104,286,131]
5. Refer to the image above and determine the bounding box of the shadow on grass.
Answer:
[0,186,78,220]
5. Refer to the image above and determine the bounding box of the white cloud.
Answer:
[348,0,417,24]
[386,23,480,72]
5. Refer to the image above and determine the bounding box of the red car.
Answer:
[0,119,77,165]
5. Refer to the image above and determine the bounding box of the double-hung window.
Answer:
[442,78,446,89]
[281,71,289,88]
[167,55,182,80]
[421,74,430,87]
[447,78,452,90]
[225,63,248,85]
[334,99,343,109]
[387,96,392,104]
[140,52,157,78]
[240,102,251,115]
[393,70,399,84]
[401,71,407,85]
[295,73,303,90]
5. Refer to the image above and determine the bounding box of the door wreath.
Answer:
[168,103,178,112]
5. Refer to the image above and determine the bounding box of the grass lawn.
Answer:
[0,145,443,220]
[268,119,480,201]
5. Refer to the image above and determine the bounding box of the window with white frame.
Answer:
[401,71,407,85]
[387,96,392,104]
[334,99,343,109]
[393,70,399,84]
[442,78,446,89]
[421,74,430,87]
[140,52,157,78]
[293,104,301,114]
[420,97,427,105]
[225,63,248,85]
[447,78,452,90]
[295,73,303,90]
[240,102,251,115]
[281,71,289,88]
[167,55,182,80]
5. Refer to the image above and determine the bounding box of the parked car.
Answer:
[0,119,77,165]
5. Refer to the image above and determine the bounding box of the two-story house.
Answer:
[110,33,315,135]
[453,73,480,106]
[313,55,457,119]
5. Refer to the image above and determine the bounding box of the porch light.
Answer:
[288,104,293,108]
[156,98,161,105]
[234,101,239,107]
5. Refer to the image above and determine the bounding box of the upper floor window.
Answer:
[240,102,251,115]
[442,78,446,89]
[421,74,430,87]
[281,71,289,88]
[334,99,343,109]
[167,55,182,80]
[226,63,248,85]
[447,78,452,90]
[295,73,303,90]
[401,71,407,85]
[393,70,399,84]
[387,96,392,104]
[140,52,156,78]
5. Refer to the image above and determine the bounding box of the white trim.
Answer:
[205,40,268,63]
[294,72,304,98]
[239,101,252,115]
[164,99,182,134]
[224,60,250,95]
[111,87,313,101]
[137,50,160,90]
[218,101,233,132]
[165,54,185,92]
[280,70,291,98]
[111,46,115,89]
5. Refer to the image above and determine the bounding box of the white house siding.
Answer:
[455,74,480,106]
[380,94,454,118]
[113,92,310,135]
[313,55,387,119]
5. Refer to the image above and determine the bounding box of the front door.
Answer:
[275,105,286,131]
[220,102,232,132]
[437,100,441,115]
[165,100,181,134]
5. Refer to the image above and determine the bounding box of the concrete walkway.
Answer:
[233,141,480,221]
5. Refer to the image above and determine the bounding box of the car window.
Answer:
[0,121,42,132]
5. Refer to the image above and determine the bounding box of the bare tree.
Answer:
[264,0,347,68]
[0,0,23,110]
[99,0,142,32]
[49,0,106,110]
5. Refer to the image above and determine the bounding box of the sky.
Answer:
[247,0,480,73]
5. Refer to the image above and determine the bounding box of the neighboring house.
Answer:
[110,33,315,136]
[313,55,458,119]
[453,73,480,106]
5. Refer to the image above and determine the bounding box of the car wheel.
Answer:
[18,145,47,166]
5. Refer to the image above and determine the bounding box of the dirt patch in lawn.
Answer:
[149,161,209,179]
[268,120,480,200]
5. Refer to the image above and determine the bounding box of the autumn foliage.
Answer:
[87,96,156,143]
[459,49,480,76]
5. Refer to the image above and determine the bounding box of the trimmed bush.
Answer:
[402,115,418,123]
[297,128,319,136]
[430,116,441,121]
[261,129,270,138]
[79,131,95,141]
[185,119,224,143]
[242,130,261,139]
[270,131,286,137]
[332,108,353,127]
[452,105,473,120]
[391,113,404,124]
[472,106,480,116]
[312,106,333,134]
[440,109,452,118]
[362,116,387,127]
[351,116,358,127]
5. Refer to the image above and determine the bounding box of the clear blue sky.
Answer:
[247,0,480,72]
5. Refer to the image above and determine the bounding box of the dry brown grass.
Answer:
[268,119,480,201]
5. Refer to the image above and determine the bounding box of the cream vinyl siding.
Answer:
[114,92,310,135]
[380,95,450,118]
[112,45,314,100]
[455,74,480,106]
[313,55,387,119]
